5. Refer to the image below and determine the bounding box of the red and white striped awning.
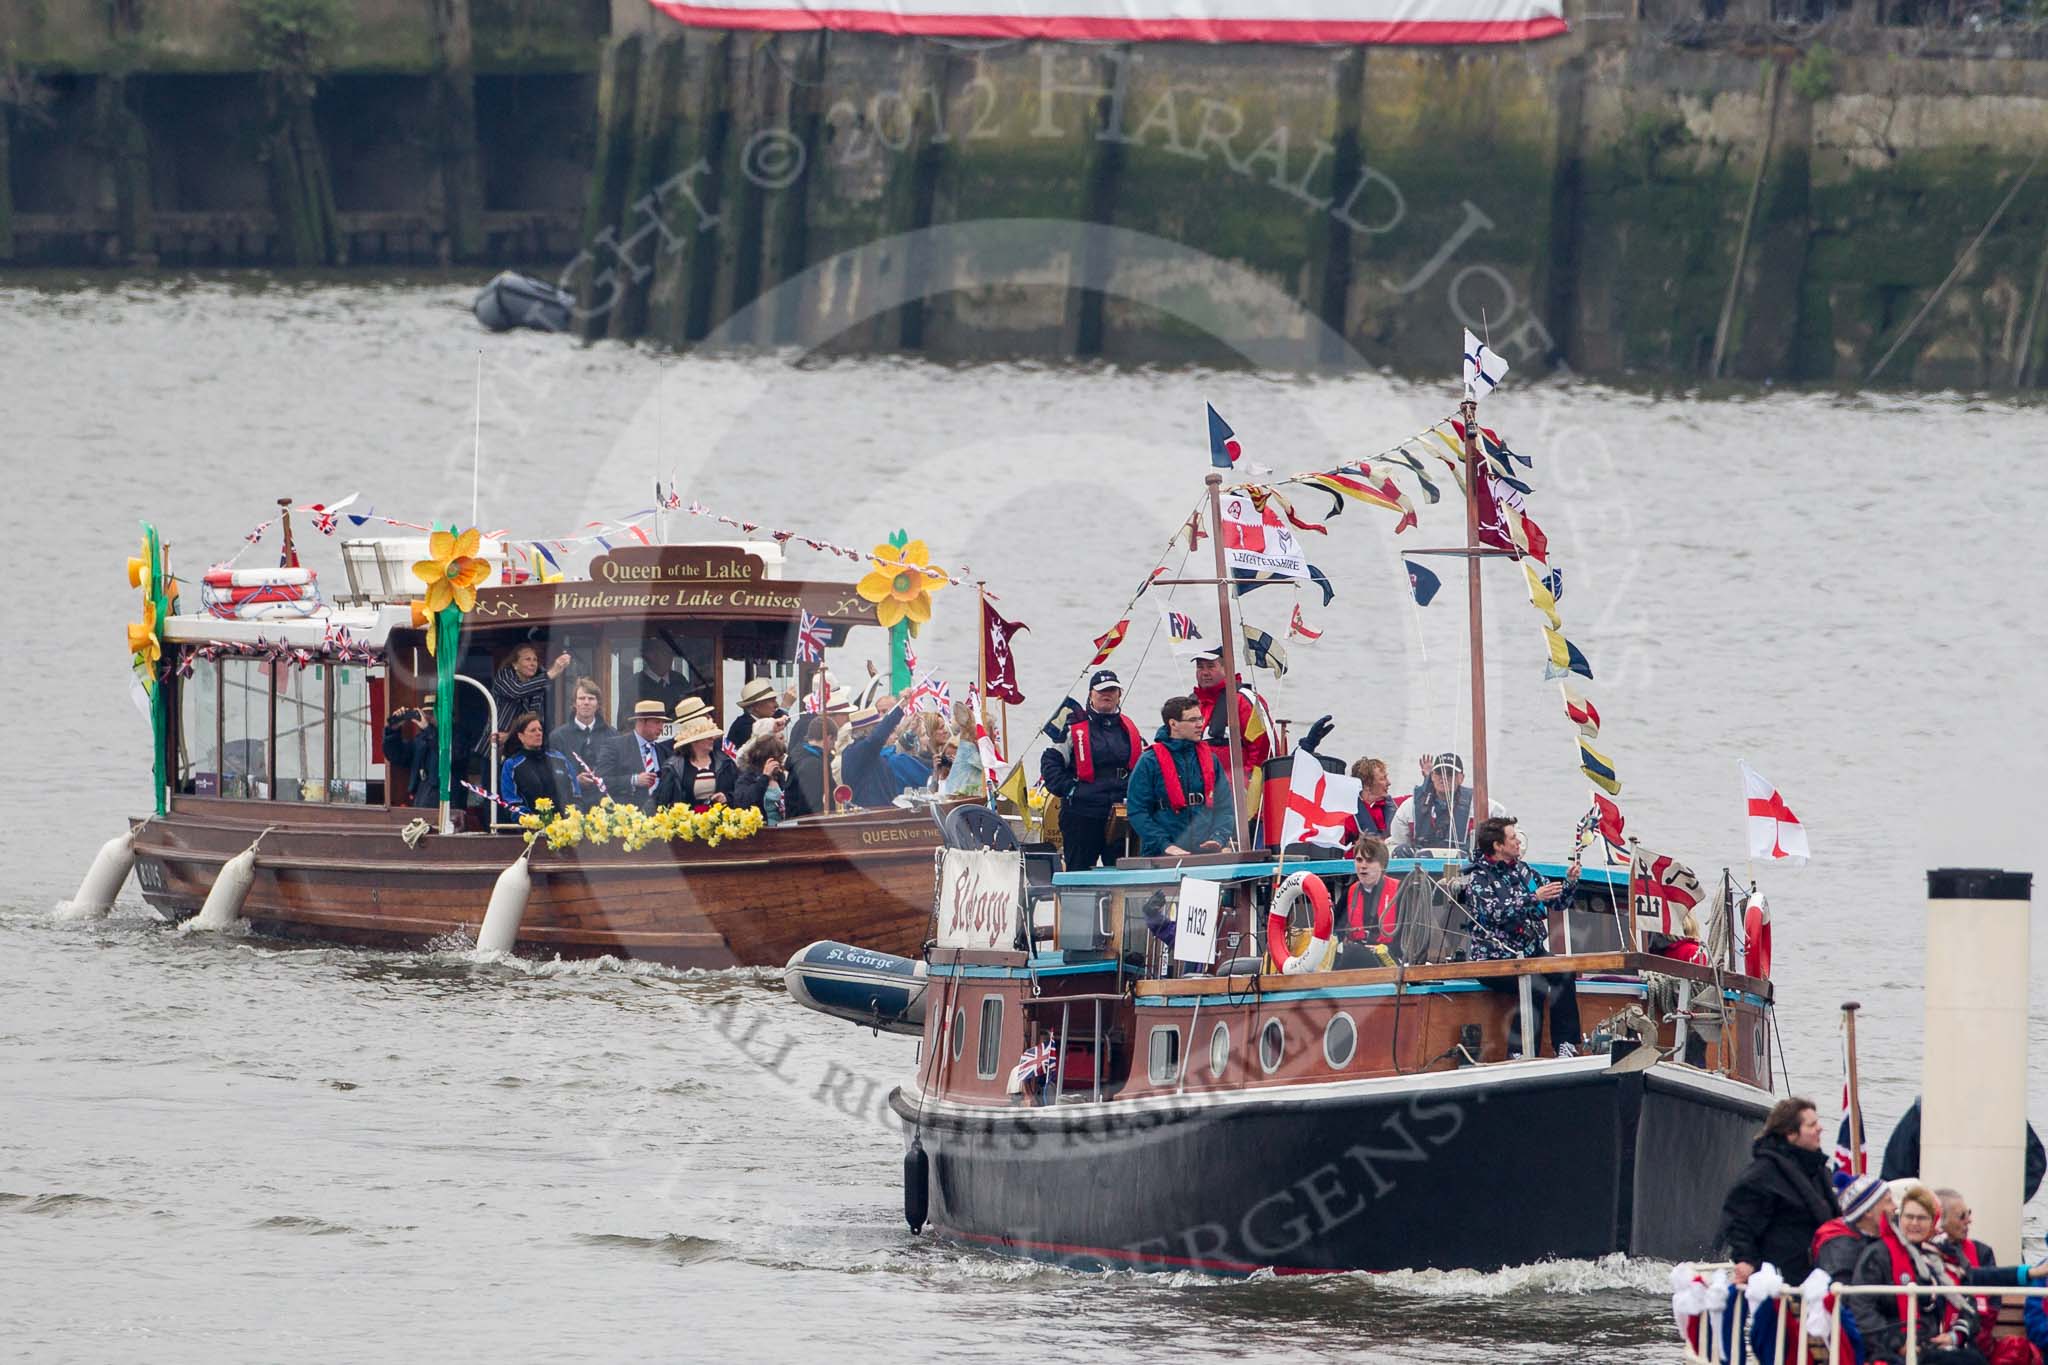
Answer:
[646,0,1567,45]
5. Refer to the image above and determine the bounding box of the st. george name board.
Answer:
[647,0,1565,45]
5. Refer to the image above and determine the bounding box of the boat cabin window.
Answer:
[950,1006,967,1062]
[1056,890,1115,955]
[220,659,270,799]
[1258,1018,1286,1074]
[273,666,328,802]
[975,996,1003,1079]
[1147,1026,1181,1085]
[329,665,377,804]
[1323,1012,1357,1069]
[1208,1022,1229,1079]
[177,657,221,797]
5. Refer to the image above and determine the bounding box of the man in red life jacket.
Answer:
[1342,836,1401,946]
[1188,647,1268,778]
[1039,670,1143,871]
[1126,695,1236,858]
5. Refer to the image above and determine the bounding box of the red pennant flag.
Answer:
[982,601,1029,705]
[1287,604,1322,641]
[1088,618,1130,667]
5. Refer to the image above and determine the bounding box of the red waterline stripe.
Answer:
[938,1224,1350,1275]
[647,5,1569,45]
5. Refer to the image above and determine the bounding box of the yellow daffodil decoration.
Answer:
[856,538,948,631]
[408,527,492,656]
[126,522,173,815]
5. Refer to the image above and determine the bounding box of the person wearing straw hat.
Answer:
[604,699,675,811]
[654,697,736,810]
[725,676,786,755]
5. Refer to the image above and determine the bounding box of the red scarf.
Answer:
[1150,741,1218,813]
[1073,711,1143,784]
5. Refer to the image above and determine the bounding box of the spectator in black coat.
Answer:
[725,677,786,755]
[383,695,439,808]
[499,712,573,816]
[1039,670,1142,871]
[1717,1096,1835,1284]
[548,677,616,807]
[606,700,674,812]
[653,705,736,810]
[1882,1099,2045,1203]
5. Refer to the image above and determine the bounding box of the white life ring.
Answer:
[1267,871,1336,976]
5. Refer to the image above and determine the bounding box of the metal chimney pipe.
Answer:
[1923,867,2033,1263]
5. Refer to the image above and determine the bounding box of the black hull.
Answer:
[890,1059,1768,1274]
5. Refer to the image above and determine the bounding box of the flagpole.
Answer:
[975,582,989,748]
[1205,473,1251,853]
[1842,1000,1865,1171]
[1459,398,1490,824]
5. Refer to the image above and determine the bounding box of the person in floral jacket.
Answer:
[1461,816,1582,1058]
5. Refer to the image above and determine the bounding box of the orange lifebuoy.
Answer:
[1267,872,1336,975]
[1743,892,1773,978]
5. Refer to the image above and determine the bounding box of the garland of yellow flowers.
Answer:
[518,797,766,851]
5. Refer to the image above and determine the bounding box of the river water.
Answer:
[3,272,2045,1363]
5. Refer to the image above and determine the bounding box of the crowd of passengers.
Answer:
[1036,647,1595,1059]
[1717,1095,2048,1364]
[382,639,994,827]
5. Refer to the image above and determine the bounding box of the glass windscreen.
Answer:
[177,657,220,796]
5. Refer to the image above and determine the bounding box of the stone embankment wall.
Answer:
[0,0,607,265]
[7,0,2048,386]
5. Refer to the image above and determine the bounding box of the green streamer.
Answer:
[435,608,460,811]
[141,521,170,816]
[887,529,913,694]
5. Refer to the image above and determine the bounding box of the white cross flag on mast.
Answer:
[1462,328,1510,401]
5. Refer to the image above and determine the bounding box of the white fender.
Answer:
[475,853,532,954]
[184,843,259,933]
[57,830,137,921]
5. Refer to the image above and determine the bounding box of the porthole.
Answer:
[1208,1021,1230,1079]
[951,1006,966,1060]
[1259,1018,1286,1074]
[1323,1012,1357,1069]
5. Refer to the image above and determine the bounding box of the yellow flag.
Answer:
[1523,562,1560,629]
[995,761,1030,814]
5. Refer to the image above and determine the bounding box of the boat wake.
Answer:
[1366,1253,1672,1299]
[573,1231,729,1265]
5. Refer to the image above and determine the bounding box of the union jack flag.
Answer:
[1164,609,1201,642]
[795,609,828,664]
[905,675,952,715]
[1008,1038,1059,1089]
[722,739,740,762]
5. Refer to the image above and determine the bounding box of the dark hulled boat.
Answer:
[882,852,1774,1274]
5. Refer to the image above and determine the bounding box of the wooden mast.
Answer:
[1843,1000,1865,1171]
[1458,400,1490,824]
[1204,474,1251,852]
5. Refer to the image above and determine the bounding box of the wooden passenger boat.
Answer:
[884,852,1774,1274]
[124,536,948,966]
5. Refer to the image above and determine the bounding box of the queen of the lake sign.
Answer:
[469,546,882,627]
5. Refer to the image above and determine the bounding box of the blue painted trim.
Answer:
[929,960,1117,979]
[1050,858,1627,889]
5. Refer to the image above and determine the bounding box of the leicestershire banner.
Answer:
[647,0,1567,45]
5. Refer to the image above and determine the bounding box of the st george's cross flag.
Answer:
[1278,749,1362,849]
[1741,762,1810,865]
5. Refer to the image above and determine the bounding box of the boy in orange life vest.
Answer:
[1039,670,1143,871]
[1126,695,1236,858]
[1343,836,1401,944]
